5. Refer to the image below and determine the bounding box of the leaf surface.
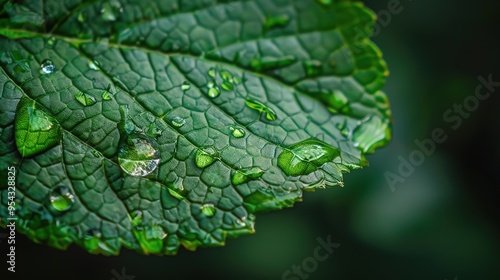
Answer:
[0,0,391,255]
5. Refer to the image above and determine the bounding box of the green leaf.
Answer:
[0,0,392,255]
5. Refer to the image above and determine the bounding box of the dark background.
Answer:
[2,0,500,279]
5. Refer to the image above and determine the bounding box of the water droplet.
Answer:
[352,115,391,153]
[233,76,242,85]
[208,68,216,78]
[221,81,234,91]
[101,90,112,100]
[324,90,348,112]
[263,15,290,31]
[201,204,216,217]
[277,139,340,176]
[181,81,191,91]
[118,134,161,177]
[303,60,322,76]
[232,167,265,185]
[15,98,61,157]
[230,126,246,138]
[47,37,55,46]
[49,186,75,212]
[167,178,187,200]
[245,98,277,121]
[75,91,97,106]
[207,84,220,98]
[77,12,86,23]
[89,60,100,71]
[250,55,296,72]
[219,70,233,81]
[170,116,186,127]
[40,59,55,74]
[195,146,218,168]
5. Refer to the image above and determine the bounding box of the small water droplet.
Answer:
[245,98,277,121]
[263,14,290,31]
[77,12,86,23]
[250,55,296,72]
[201,204,216,217]
[229,126,246,138]
[324,90,348,112]
[100,2,117,21]
[195,146,218,168]
[208,85,220,98]
[118,134,161,177]
[49,186,75,212]
[277,139,340,176]
[89,60,100,71]
[232,167,265,185]
[167,177,187,200]
[208,68,216,78]
[219,70,233,81]
[170,116,186,127]
[75,92,97,106]
[101,90,112,100]
[181,81,191,91]
[40,59,55,74]
[352,115,390,153]
[47,37,55,46]
[303,60,322,76]
[221,81,234,91]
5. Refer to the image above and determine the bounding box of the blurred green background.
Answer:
[3,0,500,279]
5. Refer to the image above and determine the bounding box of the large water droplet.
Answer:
[245,98,277,121]
[232,167,265,185]
[118,134,161,177]
[277,139,340,176]
[250,55,296,72]
[230,126,246,138]
[75,92,97,106]
[40,59,55,74]
[50,186,75,212]
[201,204,216,217]
[352,115,391,153]
[195,146,218,168]
[263,15,290,31]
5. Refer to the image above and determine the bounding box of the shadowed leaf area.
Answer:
[0,0,391,255]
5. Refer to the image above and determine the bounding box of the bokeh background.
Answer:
[2,0,500,279]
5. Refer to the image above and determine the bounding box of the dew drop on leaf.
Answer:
[229,126,246,138]
[101,90,112,100]
[49,186,75,212]
[207,82,220,98]
[208,68,216,78]
[195,146,218,168]
[219,70,233,81]
[88,60,100,71]
[245,98,277,121]
[169,116,186,127]
[277,139,340,176]
[201,204,216,217]
[40,59,55,74]
[181,81,191,91]
[221,81,234,91]
[118,134,161,177]
[75,92,97,106]
[232,167,265,186]
[167,178,187,200]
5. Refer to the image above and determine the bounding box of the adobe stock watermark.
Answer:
[385,74,499,191]
[110,267,135,280]
[281,235,340,280]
